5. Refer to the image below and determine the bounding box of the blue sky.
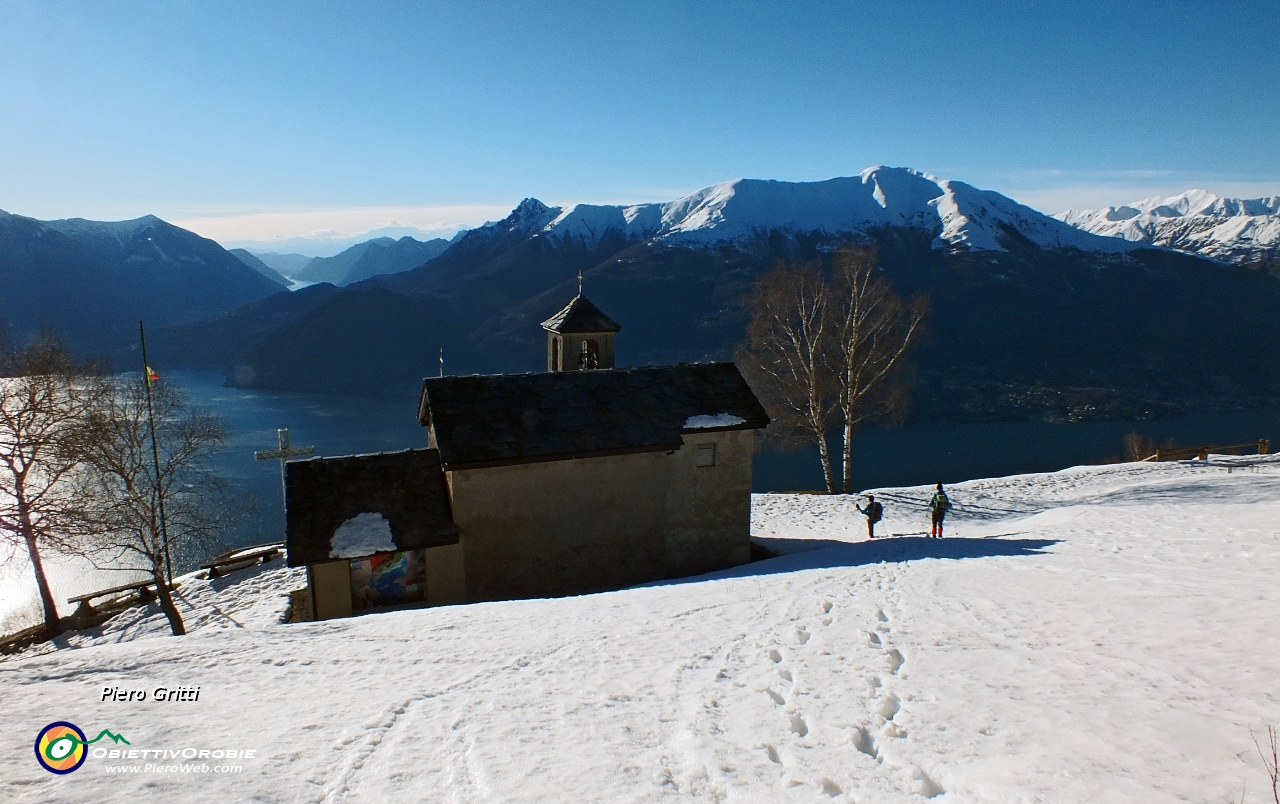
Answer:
[2,0,1277,253]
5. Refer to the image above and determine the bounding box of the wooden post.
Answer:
[1260,439,1271,455]
[139,321,174,585]
[1197,447,1208,461]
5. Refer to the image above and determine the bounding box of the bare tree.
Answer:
[1122,432,1157,462]
[79,376,232,636]
[829,247,927,493]
[739,261,840,491]
[0,334,106,635]
[741,249,926,493]
[1255,725,1279,804]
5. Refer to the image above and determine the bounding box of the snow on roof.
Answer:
[683,413,747,429]
[285,448,458,566]
[328,513,396,559]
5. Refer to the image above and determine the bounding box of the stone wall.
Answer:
[448,430,752,602]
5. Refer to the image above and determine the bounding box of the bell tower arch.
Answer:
[540,289,621,372]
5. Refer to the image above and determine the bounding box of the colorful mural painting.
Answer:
[350,549,427,611]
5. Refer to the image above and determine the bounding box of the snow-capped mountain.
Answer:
[476,167,1136,255]
[1056,190,1280,263]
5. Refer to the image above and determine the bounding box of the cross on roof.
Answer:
[255,429,315,533]
[254,428,315,462]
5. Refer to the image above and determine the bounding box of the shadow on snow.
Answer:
[655,536,1062,587]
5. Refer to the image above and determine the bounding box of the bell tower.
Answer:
[540,283,621,372]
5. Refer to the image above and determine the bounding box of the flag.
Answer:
[146,366,160,386]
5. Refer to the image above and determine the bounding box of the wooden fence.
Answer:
[1144,439,1271,462]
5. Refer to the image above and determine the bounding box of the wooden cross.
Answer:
[254,428,315,523]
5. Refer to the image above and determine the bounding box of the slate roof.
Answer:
[540,294,622,334]
[285,448,459,567]
[419,362,770,471]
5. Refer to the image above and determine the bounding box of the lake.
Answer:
[121,371,1280,542]
[3,369,1277,632]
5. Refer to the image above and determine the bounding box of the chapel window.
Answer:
[696,443,716,467]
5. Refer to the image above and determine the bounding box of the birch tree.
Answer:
[79,377,231,636]
[741,249,926,493]
[739,261,841,492]
[0,335,105,635]
[830,247,928,493]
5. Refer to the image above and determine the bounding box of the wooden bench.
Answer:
[67,579,166,619]
[200,542,284,579]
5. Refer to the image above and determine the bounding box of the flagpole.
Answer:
[139,320,174,585]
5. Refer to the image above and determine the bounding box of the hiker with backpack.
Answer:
[857,494,883,539]
[928,483,950,538]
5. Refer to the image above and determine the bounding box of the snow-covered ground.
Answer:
[4,457,1278,802]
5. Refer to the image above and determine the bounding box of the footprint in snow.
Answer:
[789,714,809,737]
[877,693,900,721]
[852,725,878,758]
[911,767,946,798]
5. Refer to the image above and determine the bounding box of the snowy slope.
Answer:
[1057,190,1280,262]
[534,167,1137,255]
[4,457,1279,802]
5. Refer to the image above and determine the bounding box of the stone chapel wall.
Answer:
[447,432,753,602]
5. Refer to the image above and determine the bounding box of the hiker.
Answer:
[928,483,950,538]
[856,494,883,539]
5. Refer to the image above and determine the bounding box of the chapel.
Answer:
[285,291,769,620]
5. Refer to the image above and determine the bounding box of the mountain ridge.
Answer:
[292,235,453,286]
[1057,190,1280,263]
[152,180,1280,425]
[0,210,286,352]
[466,167,1140,256]
[227,248,291,286]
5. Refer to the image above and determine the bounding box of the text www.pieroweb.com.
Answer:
[103,762,243,774]
[94,747,255,774]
